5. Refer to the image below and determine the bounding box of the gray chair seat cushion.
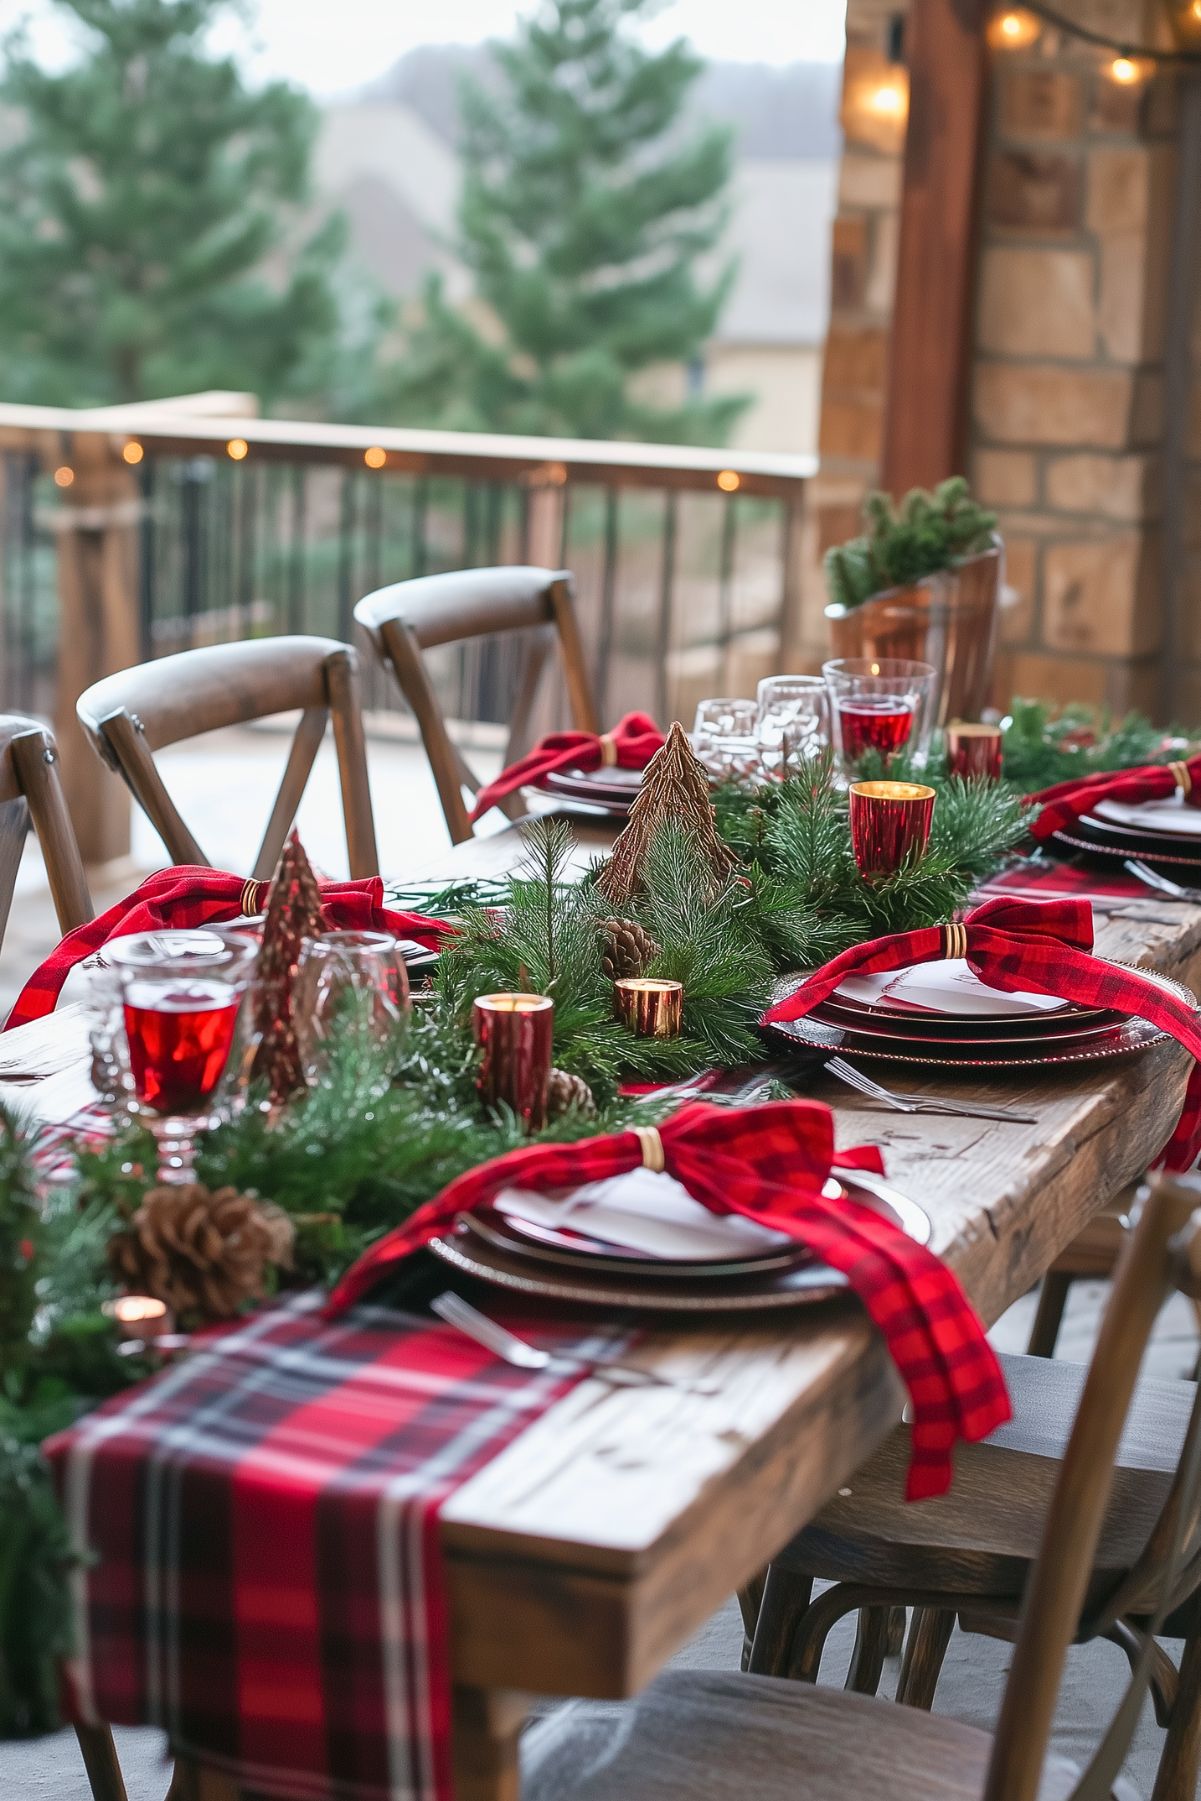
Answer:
[777,1350,1192,1597]
[521,1669,1082,1800]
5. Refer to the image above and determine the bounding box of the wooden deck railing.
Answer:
[0,394,816,861]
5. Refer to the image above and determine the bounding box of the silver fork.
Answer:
[1124,859,1201,904]
[431,1292,717,1394]
[825,1055,1037,1125]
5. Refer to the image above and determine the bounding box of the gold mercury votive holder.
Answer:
[103,1295,172,1342]
[614,977,685,1038]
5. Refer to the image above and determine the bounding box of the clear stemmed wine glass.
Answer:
[293,930,410,1097]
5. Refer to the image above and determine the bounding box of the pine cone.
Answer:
[108,1184,295,1324]
[598,917,661,982]
[545,1067,597,1121]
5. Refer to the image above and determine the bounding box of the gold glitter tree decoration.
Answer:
[251,830,327,1102]
[596,721,741,905]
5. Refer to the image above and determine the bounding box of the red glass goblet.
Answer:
[109,929,258,1177]
[823,658,938,774]
[849,780,936,882]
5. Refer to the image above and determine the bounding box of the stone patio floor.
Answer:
[2,724,1197,1796]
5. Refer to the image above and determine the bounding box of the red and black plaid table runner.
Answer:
[46,1290,605,1801]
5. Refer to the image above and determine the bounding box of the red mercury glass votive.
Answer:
[473,993,555,1131]
[849,780,937,882]
[945,720,1004,782]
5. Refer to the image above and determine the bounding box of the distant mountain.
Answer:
[365,43,842,162]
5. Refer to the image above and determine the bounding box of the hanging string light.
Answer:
[988,1,1201,70]
[862,13,909,126]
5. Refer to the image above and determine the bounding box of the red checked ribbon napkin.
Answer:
[1028,753,1201,842]
[762,895,1201,1171]
[45,1291,595,1801]
[468,710,664,821]
[328,1097,1011,1502]
[5,865,455,1029]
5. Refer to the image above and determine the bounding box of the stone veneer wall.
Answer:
[816,0,1186,717]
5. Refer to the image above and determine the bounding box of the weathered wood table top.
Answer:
[9,818,1201,1800]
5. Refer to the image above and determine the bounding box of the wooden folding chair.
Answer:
[0,714,92,943]
[745,1175,1201,1801]
[523,1174,1201,1801]
[76,637,379,880]
[354,566,598,844]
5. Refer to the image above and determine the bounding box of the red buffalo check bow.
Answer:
[468,711,664,821]
[45,1291,599,1801]
[328,1097,1011,1502]
[1028,753,1201,842]
[5,865,455,1029]
[762,895,1201,1171]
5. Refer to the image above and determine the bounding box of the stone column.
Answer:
[814,0,1186,717]
[974,3,1177,713]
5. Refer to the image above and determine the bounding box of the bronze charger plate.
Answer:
[428,1170,930,1311]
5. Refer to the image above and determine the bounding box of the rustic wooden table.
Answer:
[9,818,1201,1801]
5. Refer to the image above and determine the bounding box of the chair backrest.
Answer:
[983,1173,1201,1801]
[76,637,379,881]
[0,715,93,947]
[354,567,599,844]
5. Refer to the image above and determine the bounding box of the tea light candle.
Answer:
[614,977,685,1038]
[103,1294,171,1342]
[849,780,936,882]
[945,721,1003,782]
[473,993,555,1131]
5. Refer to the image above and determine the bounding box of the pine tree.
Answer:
[395,0,746,444]
[0,0,355,407]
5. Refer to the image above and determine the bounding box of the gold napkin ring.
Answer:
[1171,760,1192,798]
[942,922,968,961]
[634,1124,666,1173]
[598,732,618,768]
[240,878,266,917]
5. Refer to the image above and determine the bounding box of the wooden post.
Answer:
[880,0,989,495]
[52,432,140,865]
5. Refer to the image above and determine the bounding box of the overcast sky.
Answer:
[0,1,848,95]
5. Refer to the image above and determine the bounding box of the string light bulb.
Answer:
[1108,53,1149,83]
[989,7,1040,49]
[865,67,909,118]
[363,445,386,469]
[716,469,741,493]
[226,438,249,461]
[121,440,144,466]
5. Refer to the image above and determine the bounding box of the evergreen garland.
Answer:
[1000,697,1180,795]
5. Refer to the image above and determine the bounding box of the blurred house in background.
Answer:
[314,51,841,454]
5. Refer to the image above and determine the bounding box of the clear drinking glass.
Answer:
[756,675,830,779]
[822,657,939,772]
[692,698,759,781]
[108,929,259,1175]
[293,930,410,1096]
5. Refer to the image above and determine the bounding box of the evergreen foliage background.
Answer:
[390,0,747,442]
[0,0,370,408]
